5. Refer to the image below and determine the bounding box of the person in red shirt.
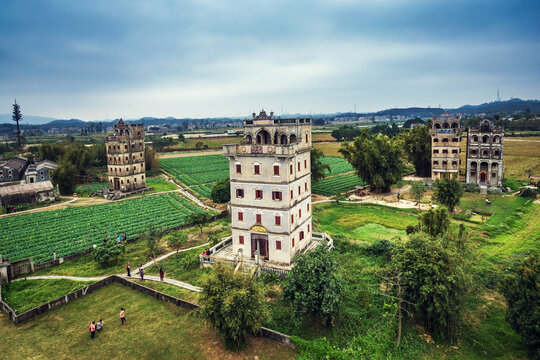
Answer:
[89,321,96,339]
[126,263,131,277]
[120,308,126,325]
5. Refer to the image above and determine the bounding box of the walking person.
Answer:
[96,319,104,331]
[126,262,131,277]
[89,321,96,339]
[159,267,164,281]
[52,251,56,262]
[120,308,126,325]
[139,265,144,282]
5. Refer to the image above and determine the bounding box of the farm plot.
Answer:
[0,193,210,264]
[312,173,365,196]
[321,156,354,176]
[75,177,174,196]
[160,155,229,198]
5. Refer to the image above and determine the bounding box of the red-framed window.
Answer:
[272,191,282,201]
[254,164,260,174]
[256,214,262,224]
[298,162,301,171]
[299,209,302,218]
[236,189,244,198]
[307,203,310,212]
[255,190,263,199]
[292,237,295,248]
[290,190,293,199]
[308,224,310,233]
[290,164,293,174]
[239,235,244,244]
[236,164,241,173]
[304,159,307,168]
[300,231,304,240]
[276,240,281,250]
[291,214,294,223]
[238,212,243,221]
[305,182,308,191]
[275,216,281,226]
[305,134,309,143]
[273,165,279,176]
[298,186,301,195]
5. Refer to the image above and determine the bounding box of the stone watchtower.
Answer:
[429,112,463,180]
[466,119,504,187]
[105,119,146,193]
[223,110,313,266]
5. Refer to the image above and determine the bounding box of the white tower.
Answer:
[223,110,313,266]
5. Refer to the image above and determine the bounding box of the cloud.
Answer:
[0,0,538,119]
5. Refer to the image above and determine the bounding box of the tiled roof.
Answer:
[0,180,53,197]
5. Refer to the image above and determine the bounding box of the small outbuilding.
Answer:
[24,160,58,183]
[0,157,28,183]
[0,180,55,207]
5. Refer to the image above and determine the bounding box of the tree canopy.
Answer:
[432,177,463,212]
[339,129,404,192]
[501,253,539,359]
[200,262,268,351]
[283,245,343,325]
[397,125,432,177]
[310,148,330,184]
[211,178,231,203]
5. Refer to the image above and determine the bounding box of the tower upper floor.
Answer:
[429,112,463,136]
[223,110,312,158]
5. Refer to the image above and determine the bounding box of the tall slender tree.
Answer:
[12,100,22,148]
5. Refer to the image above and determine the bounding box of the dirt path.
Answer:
[158,150,222,159]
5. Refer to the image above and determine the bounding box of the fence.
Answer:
[0,274,295,348]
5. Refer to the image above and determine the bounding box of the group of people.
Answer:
[88,318,104,339]
[126,262,165,282]
[89,308,127,338]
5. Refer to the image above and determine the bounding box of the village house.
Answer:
[429,112,462,180]
[0,157,28,183]
[0,180,55,207]
[24,160,58,184]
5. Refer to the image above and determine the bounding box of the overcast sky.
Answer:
[0,0,539,120]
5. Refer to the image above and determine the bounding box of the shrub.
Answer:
[520,188,537,198]
[200,262,267,351]
[501,253,539,359]
[210,178,230,203]
[367,239,395,257]
[463,183,480,193]
[283,245,344,325]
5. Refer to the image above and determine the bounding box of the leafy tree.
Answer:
[167,230,188,253]
[195,141,204,149]
[50,160,79,194]
[419,207,451,238]
[409,180,427,207]
[200,262,268,351]
[311,148,330,184]
[283,245,343,325]
[150,135,173,152]
[331,125,362,141]
[144,225,161,261]
[12,100,22,148]
[403,117,425,129]
[393,233,469,340]
[144,145,160,171]
[432,176,463,212]
[339,129,405,192]
[398,125,432,177]
[210,178,231,203]
[501,253,539,359]
[187,212,211,234]
[92,238,125,266]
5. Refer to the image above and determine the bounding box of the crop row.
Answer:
[0,194,210,264]
[320,156,354,176]
[312,173,365,196]
[75,177,166,195]
[160,155,229,187]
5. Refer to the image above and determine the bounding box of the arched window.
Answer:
[451,122,458,129]
[290,134,297,143]
[472,135,478,142]
[256,130,271,144]
[245,134,252,144]
[482,135,489,144]
[280,134,288,144]
[434,123,441,129]
[442,122,450,129]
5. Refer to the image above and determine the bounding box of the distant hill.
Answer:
[0,98,538,129]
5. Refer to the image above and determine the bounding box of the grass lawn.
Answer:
[2,279,94,313]
[0,283,296,360]
[313,202,418,243]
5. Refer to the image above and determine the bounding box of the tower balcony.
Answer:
[223,143,308,157]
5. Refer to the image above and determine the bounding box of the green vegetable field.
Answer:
[160,155,229,198]
[0,193,211,264]
[320,156,354,175]
[312,173,365,196]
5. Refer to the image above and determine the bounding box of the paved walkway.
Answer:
[13,243,209,293]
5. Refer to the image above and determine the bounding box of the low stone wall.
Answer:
[0,274,295,348]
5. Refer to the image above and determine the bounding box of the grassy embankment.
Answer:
[0,283,295,360]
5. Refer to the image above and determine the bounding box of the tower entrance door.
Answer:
[480,172,487,183]
[251,234,269,260]
[114,178,120,190]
